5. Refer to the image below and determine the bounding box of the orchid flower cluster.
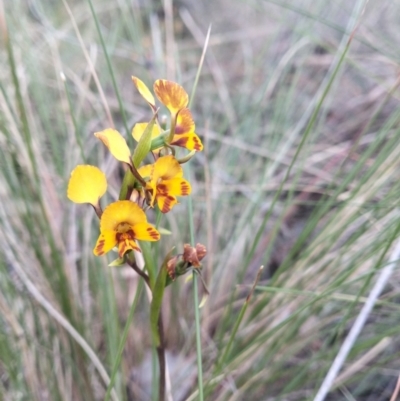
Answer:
[67,77,206,277]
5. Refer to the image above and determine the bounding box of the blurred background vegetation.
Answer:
[2,0,400,400]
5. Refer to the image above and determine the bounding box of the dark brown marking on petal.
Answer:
[146,227,160,239]
[157,183,168,196]
[175,125,184,135]
[161,196,175,213]
[95,239,105,255]
[118,241,127,257]
[172,136,188,148]
[180,181,190,195]
[193,136,202,151]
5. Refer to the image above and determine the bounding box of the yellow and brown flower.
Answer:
[94,200,160,257]
[132,77,203,152]
[139,155,191,213]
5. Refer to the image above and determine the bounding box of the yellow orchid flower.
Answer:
[67,165,107,207]
[138,155,191,213]
[132,108,203,152]
[132,77,203,151]
[94,200,160,257]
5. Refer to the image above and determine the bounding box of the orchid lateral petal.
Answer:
[93,231,116,256]
[94,129,132,165]
[67,165,107,206]
[132,222,160,242]
[158,177,191,197]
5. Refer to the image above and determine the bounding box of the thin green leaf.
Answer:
[149,250,172,347]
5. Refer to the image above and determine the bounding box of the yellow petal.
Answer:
[157,195,178,214]
[94,129,131,165]
[132,122,161,142]
[154,80,188,115]
[133,222,160,241]
[158,177,191,197]
[175,108,195,135]
[152,155,183,182]
[93,231,116,256]
[100,201,147,233]
[138,163,153,180]
[138,163,156,206]
[172,133,203,151]
[132,77,156,110]
[67,165,107,205]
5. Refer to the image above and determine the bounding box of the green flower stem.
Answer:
[150,222,169,401]
[118,169,136,201]
[127,257,150,287]
[104,279,144,401]
[139,237,167,400]
[156,311,166,401]
[192,272,204,400]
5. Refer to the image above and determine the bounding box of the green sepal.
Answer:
[158,227,172,236]
[165,260,190,287]
[132,114,157,168]
[108,257,126,267]
[150,249,174,346]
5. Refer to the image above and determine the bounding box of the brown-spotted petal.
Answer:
[172,132,203,151]
[175,108,195,135]
[154,79,189,116]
